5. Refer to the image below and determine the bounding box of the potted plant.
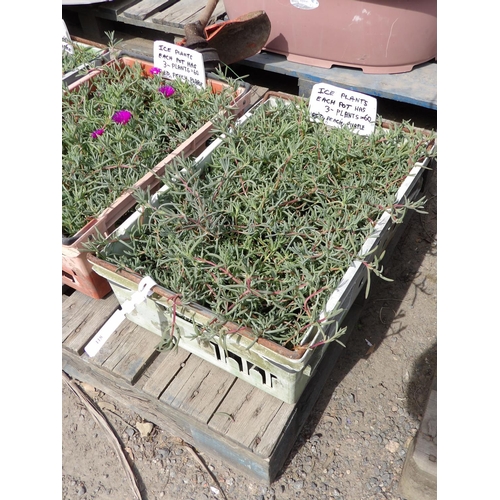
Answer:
[62,54,251,299]
[87,91,436,402]
[61,31,116,87]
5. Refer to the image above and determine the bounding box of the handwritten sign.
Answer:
[309,83,377,136]
[62,19,73,54]
[154,40,206,89]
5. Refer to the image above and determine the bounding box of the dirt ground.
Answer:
[62,68,437,500]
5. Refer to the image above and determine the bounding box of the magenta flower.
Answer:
[159,85,175,98]
[91,128,104,138]
[112,110,132,125]
[149,67,162,75]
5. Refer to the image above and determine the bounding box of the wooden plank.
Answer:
[180,0,226,25]
[84,320,133,368]
[151,0,215,28]
[159,355,236,422]
[106,326,161,383]
[141,347,193,397]
[399,375,437,500]
[123,0,180,21]
[208,380,287,452]
[97,0,143,19]
[88,320,161,384]
[238,52,437,109]
[62,291,119,353]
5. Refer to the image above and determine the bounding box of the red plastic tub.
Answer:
[224,0,437,74]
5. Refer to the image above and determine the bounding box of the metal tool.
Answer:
[183,0,271,70]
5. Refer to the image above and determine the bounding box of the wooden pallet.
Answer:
[64,0,227,38]
[62,288,363,484]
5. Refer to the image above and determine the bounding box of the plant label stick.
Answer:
[309,83,377,136]
[154,40,207,89]
[84,277,157,357]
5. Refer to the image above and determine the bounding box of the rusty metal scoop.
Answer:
[182,0,271,70]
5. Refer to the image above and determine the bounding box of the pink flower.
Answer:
[112,110,132,125]
[149,67,162,75]
[159,85,175,98]
[91,128,104,138]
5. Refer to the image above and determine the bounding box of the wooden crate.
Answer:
[62,55,253,299]
[87,92,435,401]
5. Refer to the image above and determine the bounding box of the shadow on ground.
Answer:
[276,158,437,479]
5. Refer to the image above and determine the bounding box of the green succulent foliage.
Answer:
[89,96,436,349]
[62,60,241,237]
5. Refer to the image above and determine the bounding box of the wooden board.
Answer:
[62,288,364,483]
[150,0,225,29]
[237,52,437,110]
[123,0,180,21]
[97,0,142,19]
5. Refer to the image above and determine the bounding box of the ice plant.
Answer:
[62,42,103,76]
[88,95,436,349]
[62,60,242,238]
[112,109,132,125]
[159,85,175,97]
[149,67,162,75]
[91,128,104,138]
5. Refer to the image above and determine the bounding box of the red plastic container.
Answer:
[62,56,252,299]
[224,0,437,74]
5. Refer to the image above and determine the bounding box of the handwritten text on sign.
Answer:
[154,41,206,89]
[62,19,73,54]
[309,83,377,136]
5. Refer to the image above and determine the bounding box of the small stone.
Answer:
[429,454,437,462]
[135,421,153,438]
[77,485,86,496]
[385,441,400,453]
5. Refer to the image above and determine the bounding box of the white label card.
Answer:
[62,19,74,54]
[154,40,206,89]
[309,83,377,136]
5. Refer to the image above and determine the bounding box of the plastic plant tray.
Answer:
[62,55,252,299]
[89,92,435,402]
[62,44,110,87]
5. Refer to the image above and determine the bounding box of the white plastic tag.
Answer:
[153,40,206,89]
[84,276,157,357]
[309,83,377,136]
